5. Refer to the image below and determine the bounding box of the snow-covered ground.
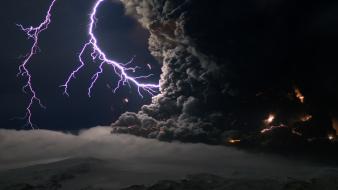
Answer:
[1,127,338,189]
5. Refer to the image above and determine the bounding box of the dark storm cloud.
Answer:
[112,0,338,144]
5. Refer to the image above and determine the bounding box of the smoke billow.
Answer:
[112,0,338,146]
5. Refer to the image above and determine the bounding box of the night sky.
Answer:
[0,0,160,130]
[1,0,338,145]
[2,1,338,189]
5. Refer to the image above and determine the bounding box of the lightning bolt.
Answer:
[17,0,57,128]
[17,0,159,128]
[61,0,160,98]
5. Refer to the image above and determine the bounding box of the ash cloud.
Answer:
[113,0,338,144]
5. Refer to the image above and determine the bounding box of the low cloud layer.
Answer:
[0,127,336,181]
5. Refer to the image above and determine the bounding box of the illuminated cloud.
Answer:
[0,126,329,180]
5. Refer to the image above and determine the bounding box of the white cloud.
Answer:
[0,126,332,179]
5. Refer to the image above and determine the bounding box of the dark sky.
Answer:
[0,0,160,130]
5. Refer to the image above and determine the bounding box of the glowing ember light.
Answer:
[123,98,129,103]
[228,139,241,144]
[261,124,287,134]
[294,87,305,103]
[17,0,57,128]
[328,134,335,141]
[300,114,312,122]
[264,114,275,125]
[61,0,160,98]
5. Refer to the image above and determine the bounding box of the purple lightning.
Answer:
[17,0,159,128]
[17,0,57,128]
[61,0,159,98]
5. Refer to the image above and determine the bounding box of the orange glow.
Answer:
[328,134,335,141]
[260,128,271,134]
[294,87,305,103]
[332,118,338,135]
[264,114,275,125]
[261,124,287,134]
[228,139,241,144]
[300,114,312,122]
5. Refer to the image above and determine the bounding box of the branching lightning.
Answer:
[17,0,159,128]
[61,0,159,98]
[17,0,57,128]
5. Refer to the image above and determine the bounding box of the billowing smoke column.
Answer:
[17,0,57,128]
[61,0,159,98]
[112,0,338,145]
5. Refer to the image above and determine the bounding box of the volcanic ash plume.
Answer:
[112,0,338,145]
